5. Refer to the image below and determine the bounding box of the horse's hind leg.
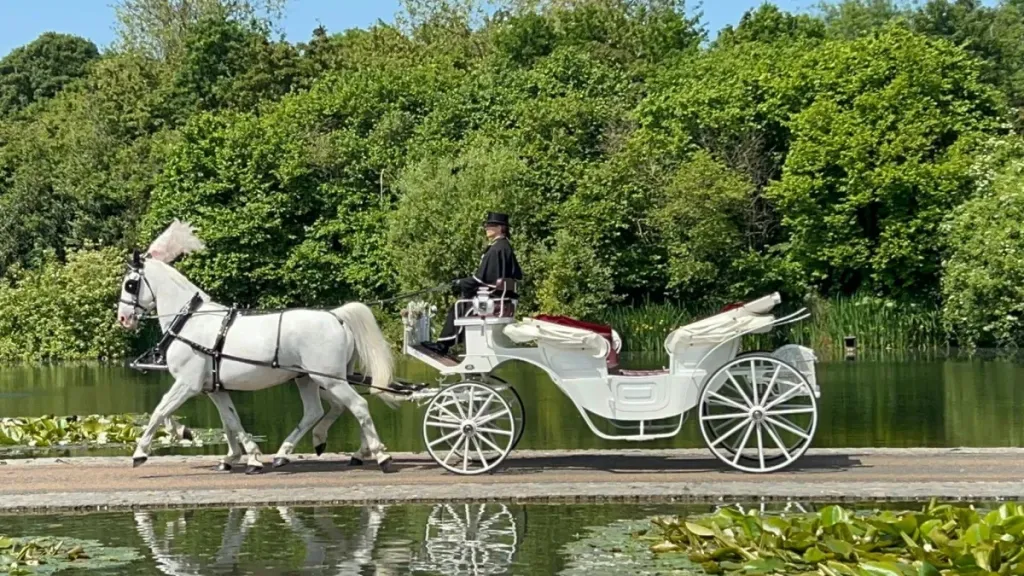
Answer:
[271,376,325,469]
[311,387,372,465]
[207,390,265,474]
[314,377,394,473]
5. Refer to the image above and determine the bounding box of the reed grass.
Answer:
[590,293,949,354]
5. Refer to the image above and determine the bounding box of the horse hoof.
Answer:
[272,457,289,469]
[181,427,194,441]
[349,457,363,466]
[245,465,263,475]
[378,457,396,474]
[216,462,232,472]
[315,443,326,457]
[132,456,148,468]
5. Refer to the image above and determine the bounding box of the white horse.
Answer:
[116,220,401,473]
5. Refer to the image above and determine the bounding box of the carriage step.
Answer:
[410,344,461,367]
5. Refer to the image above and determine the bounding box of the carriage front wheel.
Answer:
[422,381,517,475]
[698,354,818,473]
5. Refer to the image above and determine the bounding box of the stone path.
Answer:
[2,448,1023,512]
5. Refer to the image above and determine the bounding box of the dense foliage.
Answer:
[2,0,1024,360]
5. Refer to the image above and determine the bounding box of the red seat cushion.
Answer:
[532,314,619,370]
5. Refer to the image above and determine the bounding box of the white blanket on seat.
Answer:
[663,293,781,352]
[503,318,610,358]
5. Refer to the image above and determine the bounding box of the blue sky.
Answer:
[0,0,837,58]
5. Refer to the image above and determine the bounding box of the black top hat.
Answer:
[483,212,510,227]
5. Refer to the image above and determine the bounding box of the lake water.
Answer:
[2,350,1024,458]
[0,501,923,575]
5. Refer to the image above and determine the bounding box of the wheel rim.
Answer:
[699,355,817,473]
[486,376,525,451]
[423,382,515,475]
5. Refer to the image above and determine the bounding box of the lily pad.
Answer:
[0,534,140,574]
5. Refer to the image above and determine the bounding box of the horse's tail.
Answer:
[331,302,402,408]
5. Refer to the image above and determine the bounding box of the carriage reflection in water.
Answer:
[400,287,822,475]
[134,502,525,575]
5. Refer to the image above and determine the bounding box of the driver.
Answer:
[422,212,523,356]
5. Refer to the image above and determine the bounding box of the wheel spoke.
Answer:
[429,428,463,448]
[709,417,750,448]
[756,422,765,470]
[707,391,748,412]
[474,393,494,420]
[477,433,503,453]
[702,411,749,422]
[475,409,509,427]
[765,415,811,440]
[456,395,470,420]
[732,421,755,465]
[472,437,488,469]
[465,389,476,424]
[444,436,465,464]
[760,364,782,404]
[425,419,461,430]
[435,404,463,424]
[750,360,759,405]
[478,426,512,436]
[726,372,754,408]
[763,420,794,463]
[767,407,815,417]
[763,384,805,411]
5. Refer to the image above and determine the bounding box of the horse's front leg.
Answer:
[207,390,265,474]
[271,376,325,469]
[133,374,203,467]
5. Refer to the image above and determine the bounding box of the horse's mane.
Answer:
[147,219,205,263]
[148,259,214,303]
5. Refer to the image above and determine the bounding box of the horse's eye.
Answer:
[124,279,140,295]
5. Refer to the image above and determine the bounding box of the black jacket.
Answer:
[456,237,522,297]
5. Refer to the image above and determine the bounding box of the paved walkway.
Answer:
[2,448,1023,512]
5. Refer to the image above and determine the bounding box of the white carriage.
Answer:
[402,288,821,476]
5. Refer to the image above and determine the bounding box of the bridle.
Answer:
[120,249,156,321]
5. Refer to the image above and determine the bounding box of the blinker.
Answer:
[125,278,140,296]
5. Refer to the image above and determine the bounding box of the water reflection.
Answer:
[412,503,522,575]
[131,502,523,575]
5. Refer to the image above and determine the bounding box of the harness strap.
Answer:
[211,308,239,392]
[271,312,284,368]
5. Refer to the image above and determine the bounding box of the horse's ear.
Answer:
[131,249,141,268]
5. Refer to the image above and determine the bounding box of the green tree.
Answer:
[389,141,539,300]
[0,247,134,362]
[942,151,1024,347]
[766,25,1005,297]
[0,32,99,117]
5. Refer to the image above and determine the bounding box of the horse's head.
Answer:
[117,249,155,330]
[116,219,206,330]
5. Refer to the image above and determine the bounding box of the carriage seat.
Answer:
[663,292,781,355]
[503,315,620,370]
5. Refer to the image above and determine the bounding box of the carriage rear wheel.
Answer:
[698,354,818,473]
[705,352,805,463]
[422,381,517,475]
